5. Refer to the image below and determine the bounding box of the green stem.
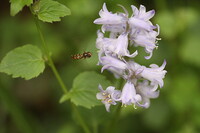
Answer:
[72,104,91,133]
[106,104,122,133]
[106,78,124,133]
[33,15,68,94]
[92,120,98,133]
[30,7,91,133]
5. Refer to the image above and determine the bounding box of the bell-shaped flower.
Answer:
[101,24,126,34]
[136,80,159,108]
[127,61,145,78]
[130,25,160,59]
[96,31,116,61]
[128,60,167,88]
[139,60,167,88]
[117,81,142,106]
[96,84,121,112]
[128,5,156,31]
[96,31,138,58]
[100,55,127,77]
[94,3,166,110]
[131,5,155,21]
[96,30,104,50]
[94,3,127,25]
[113,33,138,58]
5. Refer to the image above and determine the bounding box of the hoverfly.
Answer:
[71,52,92,60]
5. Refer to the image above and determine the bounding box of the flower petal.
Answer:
[96,92,104,100]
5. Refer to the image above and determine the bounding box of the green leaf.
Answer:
[10,0,33,16]
[60,71,112,109]
[35,0,71,23]
[0,44,45,80]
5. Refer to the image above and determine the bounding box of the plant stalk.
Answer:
[72,104,91,133]
[30,7,91,133]
[33,15,68,94]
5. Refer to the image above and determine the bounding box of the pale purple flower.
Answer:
[118,81,142,106]
[130,25,160,59]
[96,30,104,50]
[136,80,159,108]
[128,5,156,31]
[131,5,155,21]
[101,24,126,34]
[96,31,138,58]
[138,60,167,88]
[94,3,129,34]
[128,60,167,87]
[96,84,121,112]
[94,3,127,25]
[100,55,127,78]
[96,31,108,62]
[106,67,125,79]
[113,33,138,58]
[94,3,166,111]
[127,61,145,78]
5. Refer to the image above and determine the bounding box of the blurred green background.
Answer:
[0,0,200,133]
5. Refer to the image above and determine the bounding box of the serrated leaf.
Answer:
[36,0,71,23]
[0,44,45,80]
[10,0,33,16]
[60,71,112,109]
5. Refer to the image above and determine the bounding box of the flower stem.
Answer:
[106,79,124,133]
[72,104,91,133]
[33,15,68,94]
[30,7,91,133]
[106,103,122,133]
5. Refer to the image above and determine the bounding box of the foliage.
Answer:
[33,0,71,23]
[10,0,33,16]
[60,71,112,109]
[0,44,45,80]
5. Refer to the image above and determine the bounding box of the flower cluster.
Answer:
[94,3,167,112]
